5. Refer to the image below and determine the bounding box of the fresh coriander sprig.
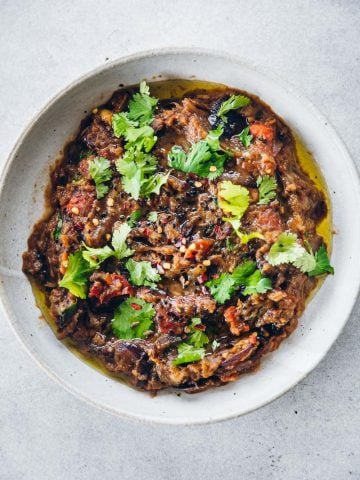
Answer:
[112,297,155,339]
[116,150,169,200]
[112,82,168,199]
[267,232,334,276]
[217,181,249,219]
[128,209,142,227]
[89,157,112,199]
[127,81,158,125]
[257,175,277,205]
[82,222,134,268]
[172,343,206,366]
[187,318,209,348]
[112,112,138,137]
[308,245,334,276]
[267,232,315,273]
[168,126,230,180]
[225,218,265,244]
[216,95,250,123]
[237,126,253,148]
[206,260,271,304]
[172,318,209,365]
[125,258,161,288]
[59,250,93,299]
[217,181,264,244]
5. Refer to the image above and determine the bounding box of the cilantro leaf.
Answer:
[141,170,170,196]
[96,183,110,199]
[139,81,150,96]
[242,270,272,295]
[116,150,169,200]
[206,260,271,304]
[187,318,209,348]
[54,213,63,240]
[82,223,133,268]
[218,181,264,242]
[116,150,145,199]
[125,258,161,287]
[112,297,155,339]
[111,223,134,260]
[168,141,224,179]
[206,273,237,304]
[217,95,250,122]
[267,232,317,273]
[124,125,157,152]
[172,343,206,366]
[172,318,209,365]
[237,231,265,244]
[128,209,142,227]
[231,260,258,282]
[112,112,138,138]
[292,250,317,273]
[168,128,230,180]
[206,125,224,151]
[111,82,166,201]
[89,157,112,199]
[189,330,209,349]
[127,81,158,126]
[237,126,253,148]
[112,112,158,152]
[308,245,334,277]
[257,175,277,205]
[82,244,114,269]
[224,217,264,244]
[147,211,158,222]
[217,181,249,219]
[59,250,92,299]
[112,81,157,138]
[267,232,302,265]
[167,145,187,169]
[190,317,201,325]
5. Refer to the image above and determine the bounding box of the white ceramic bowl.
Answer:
[1,48,360,425]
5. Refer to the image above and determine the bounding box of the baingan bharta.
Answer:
[23,80,333,393]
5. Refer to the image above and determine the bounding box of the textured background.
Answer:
[1,1,359,478]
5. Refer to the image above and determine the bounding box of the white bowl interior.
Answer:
[1,49,359,424]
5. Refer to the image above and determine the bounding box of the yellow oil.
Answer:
[294,138,332,248]
[30,79,332,379]
[150,78,226,100]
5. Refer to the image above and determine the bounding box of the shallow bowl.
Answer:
[1,48,360,424]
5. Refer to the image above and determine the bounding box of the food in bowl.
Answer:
[22,79,334,393]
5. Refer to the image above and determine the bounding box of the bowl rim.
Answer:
[1,46,360,425]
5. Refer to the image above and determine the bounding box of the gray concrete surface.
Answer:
[0,0,359,478]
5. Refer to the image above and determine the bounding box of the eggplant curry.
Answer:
[23,80,334,393]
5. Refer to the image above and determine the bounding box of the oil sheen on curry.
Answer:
[23,79,334,394]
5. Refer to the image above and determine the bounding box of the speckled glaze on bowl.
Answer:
[1,48,360,425]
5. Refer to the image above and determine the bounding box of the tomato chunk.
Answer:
[250,123,274,143]
[89,273,133,304]
[224,305,250,336]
